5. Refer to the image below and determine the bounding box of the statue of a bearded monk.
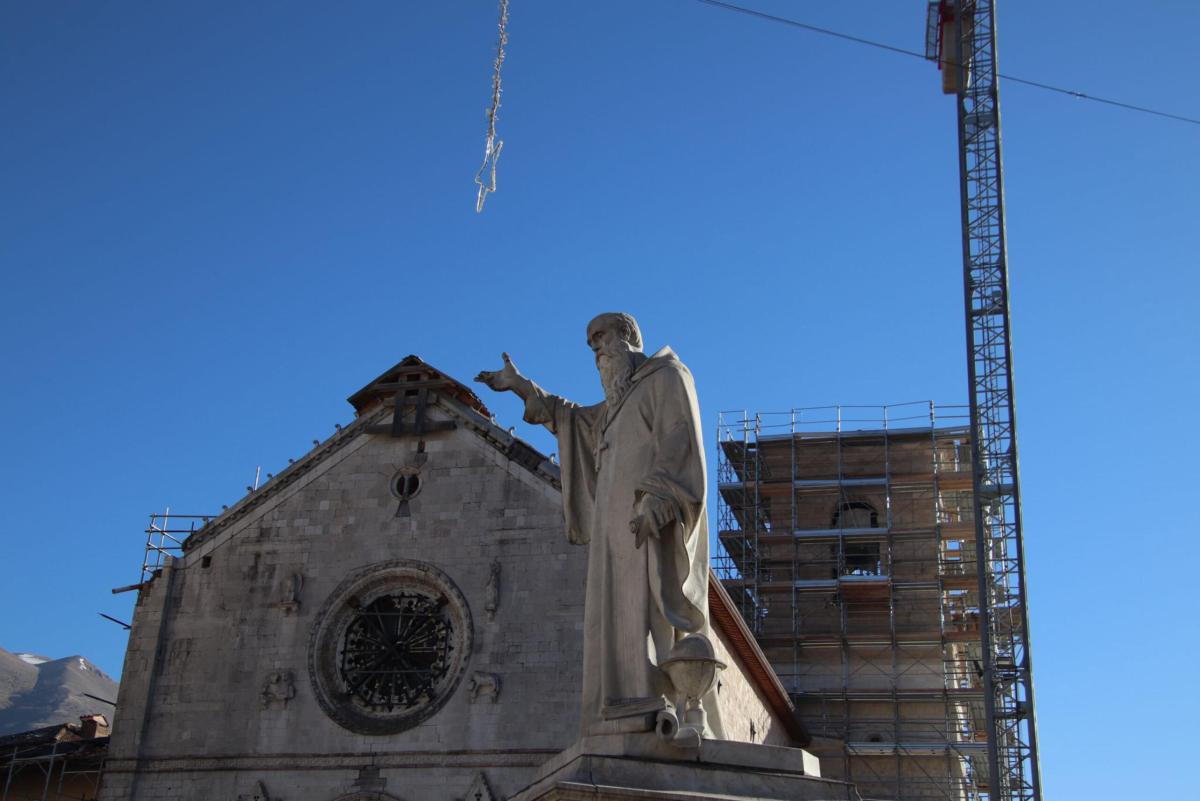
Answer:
[476,313,721,739]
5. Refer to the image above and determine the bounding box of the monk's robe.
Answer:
[522,347,722,737]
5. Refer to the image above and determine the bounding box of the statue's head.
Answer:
[586,312,642,353]
[587,312,643,404]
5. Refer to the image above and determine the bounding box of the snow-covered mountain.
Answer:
[0,646,118,735]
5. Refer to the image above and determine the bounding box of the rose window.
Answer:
[339,592,453,711]
[309,560,472,734]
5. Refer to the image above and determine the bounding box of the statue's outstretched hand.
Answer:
[474,352,524,393]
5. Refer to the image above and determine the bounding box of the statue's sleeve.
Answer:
[636,366,706,535]
[637,364,709,633]
[522,383,576,435]
[522,383,603,546]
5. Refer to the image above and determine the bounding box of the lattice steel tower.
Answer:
[928,2,1043,799]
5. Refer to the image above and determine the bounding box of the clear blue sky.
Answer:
[1,2,1196,797]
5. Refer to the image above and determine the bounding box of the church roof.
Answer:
[347,354,493,420]
[0,715,109,758]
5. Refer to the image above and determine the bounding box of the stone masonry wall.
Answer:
[103,406,587,801]
[708,627,792,748]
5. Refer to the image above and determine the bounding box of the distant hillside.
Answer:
[0,646,118,735]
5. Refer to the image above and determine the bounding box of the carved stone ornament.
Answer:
[308,559,473,735]
[260,670,295,710]
[280,572,303,614]
[484,559,500,622]
[460,772,496,801]
[468,672,500,703]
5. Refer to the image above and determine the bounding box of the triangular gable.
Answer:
[347,354,493,420]
[183,356,554,554]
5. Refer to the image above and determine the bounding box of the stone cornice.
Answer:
[103,749,560,774]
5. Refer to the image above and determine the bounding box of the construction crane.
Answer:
[926,2,1043,800]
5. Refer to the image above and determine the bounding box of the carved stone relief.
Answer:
[468,672,500,703]
[279,572,303,614]
[484,559,500,622]
[261,670,295,710]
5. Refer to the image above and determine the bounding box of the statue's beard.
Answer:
[596,340,636,406]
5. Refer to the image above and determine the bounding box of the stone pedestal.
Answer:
[510,734,862,801]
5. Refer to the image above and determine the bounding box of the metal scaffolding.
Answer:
[715,403,998,801]
[0,734,106,801]
[112,511,212,595]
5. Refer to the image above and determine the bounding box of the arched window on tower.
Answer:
[831,501,879,529]
[831,501,882,577]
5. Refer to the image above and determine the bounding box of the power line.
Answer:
[693,0,1200,127]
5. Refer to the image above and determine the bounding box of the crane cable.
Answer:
[475,0,510,212]
[694,0,1200,127]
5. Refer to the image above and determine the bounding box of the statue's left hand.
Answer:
[629,494,674,549]
[474,352,524,393]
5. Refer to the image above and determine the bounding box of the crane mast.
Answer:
[929,1,1043,799]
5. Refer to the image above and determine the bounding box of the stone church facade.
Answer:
[101,357,806,801]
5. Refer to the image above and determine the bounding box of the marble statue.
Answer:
[476,313,722,743]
